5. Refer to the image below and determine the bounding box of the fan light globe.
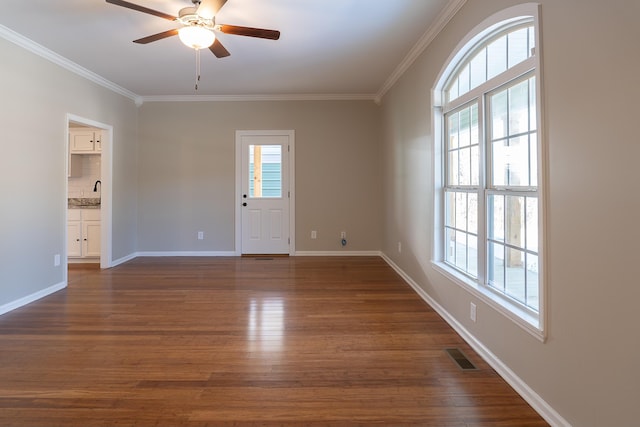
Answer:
[178,26,215,49]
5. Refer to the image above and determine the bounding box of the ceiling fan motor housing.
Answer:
[179,7,214,28]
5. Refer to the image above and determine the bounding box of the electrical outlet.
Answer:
[398,242,402,253]
[340,231,346,239]
[470,302,477,322]
[311,230,317,239]
[54,254,61,267]
[197,231,204,240]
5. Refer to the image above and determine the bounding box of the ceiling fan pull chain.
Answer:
[195,48,202,91]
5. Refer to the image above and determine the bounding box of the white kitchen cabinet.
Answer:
[68,209,100,259]
[69,129,101,153]
[67,220,82,257]
[83,221,101,257]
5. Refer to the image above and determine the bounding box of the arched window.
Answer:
[433,4,544,338]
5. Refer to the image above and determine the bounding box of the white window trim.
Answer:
[432,3,547,342]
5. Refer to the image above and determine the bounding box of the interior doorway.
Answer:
[65,114,113,275]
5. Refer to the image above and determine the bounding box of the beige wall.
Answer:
[380,0,640,425]
[137,100,382,252]
[0,37,138,306]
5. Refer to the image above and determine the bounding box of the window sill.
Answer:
[431,261,546,342]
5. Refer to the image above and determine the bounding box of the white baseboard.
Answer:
[111,252,137,267]
[107,250,382,267]
[0,281,66,317]
[135,251,237,257]
[380,253,571,427]
[295,250,382,256]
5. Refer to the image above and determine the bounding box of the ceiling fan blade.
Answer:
[218,25,280,40]
[133,29,179,44]
[196,0,228,20]
[209,39,231,58]
[105,0,176,21]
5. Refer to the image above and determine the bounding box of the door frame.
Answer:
[235,130,295,256]
[65,114,113,275]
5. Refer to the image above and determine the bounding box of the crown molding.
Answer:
[139,93,378,104]
[0,24,141,104]
[375,0,467,104]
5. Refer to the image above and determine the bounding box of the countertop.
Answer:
[68,198,101,209]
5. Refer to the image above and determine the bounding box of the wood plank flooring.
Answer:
[0,257,548,426]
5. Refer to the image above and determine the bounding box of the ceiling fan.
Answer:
[105,0,280,58]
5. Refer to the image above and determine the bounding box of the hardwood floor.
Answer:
[0,257,548,426]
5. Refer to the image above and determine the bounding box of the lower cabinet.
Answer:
[68,209,101,259]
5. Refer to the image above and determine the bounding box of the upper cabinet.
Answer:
[70,128,101,154]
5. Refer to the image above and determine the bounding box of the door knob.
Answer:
[242,202,247,206]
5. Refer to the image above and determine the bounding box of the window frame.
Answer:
[432,3,546,341]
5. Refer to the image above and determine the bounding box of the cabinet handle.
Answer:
[83,238,87,241]
[76,239,80,242]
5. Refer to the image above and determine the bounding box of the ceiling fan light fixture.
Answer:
[178,26,215,49]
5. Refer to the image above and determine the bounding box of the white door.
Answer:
[236,131,294,255]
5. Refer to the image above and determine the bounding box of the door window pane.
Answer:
[249,145,282,198]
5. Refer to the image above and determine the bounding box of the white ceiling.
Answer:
[0,0,457,100]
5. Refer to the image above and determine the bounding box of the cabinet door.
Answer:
[67,221,82,257]
[70,130,95,152]
[94,131,102,152]
[83,221,101,257]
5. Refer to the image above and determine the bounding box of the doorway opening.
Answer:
[65,114,113,279]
